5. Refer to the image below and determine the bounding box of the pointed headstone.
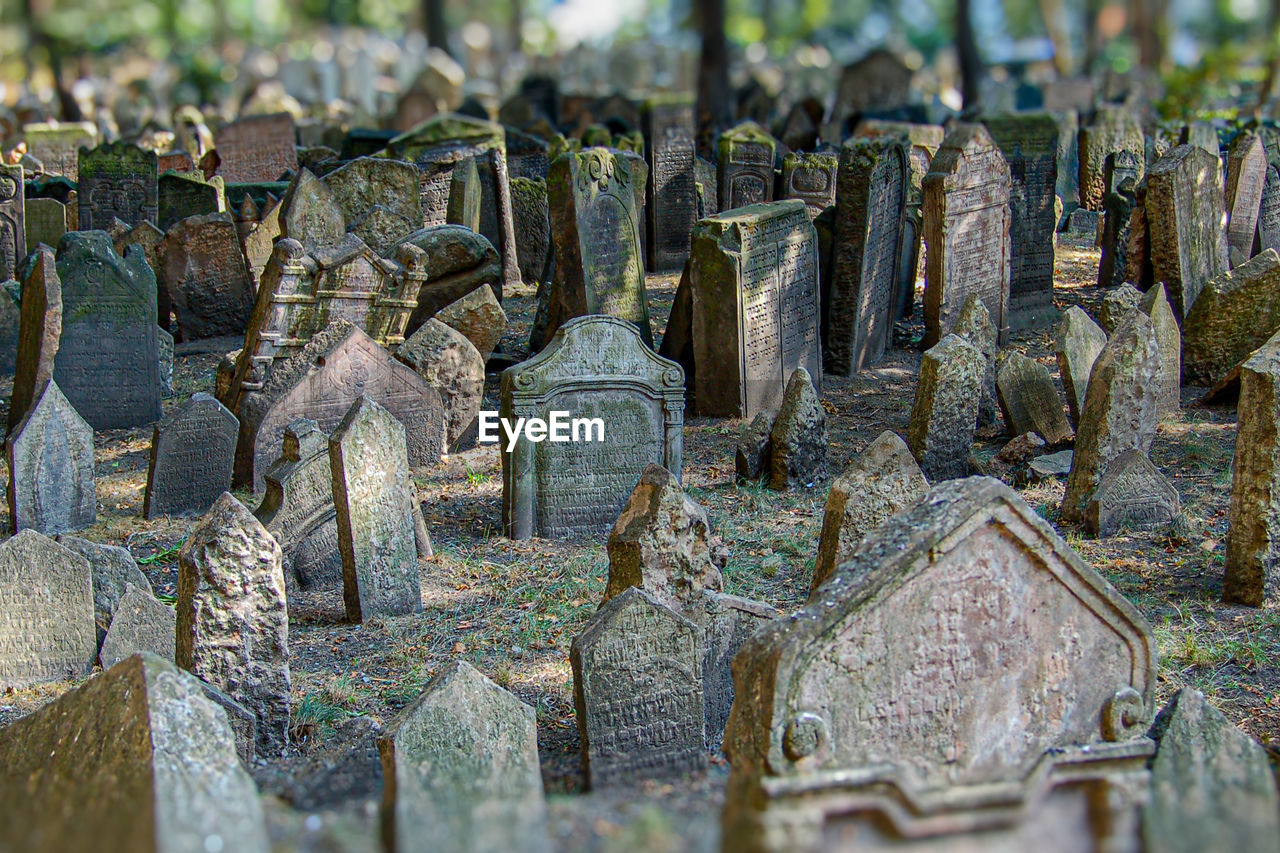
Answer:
[906,334,985,481]
[278,168,347,252]
[1055,305,1108,426]
[144,393,237,518]
[6,380,95,535]
[1224,131,1267,267]
[1146,144,1229,318]
[159,211,254,339]
[394,319,484,449]
[1138,284,1181,414]
[99,583,177,669]
[769,367,828,490]
[1225,331,1280,605]
[9,244,61,431]
[995,352,1073,444]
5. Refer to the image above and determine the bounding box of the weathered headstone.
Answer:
[445,154,483,233]
[160,211,254,339]
[769,367,827,490]
[0,164,25,283]
[1055,305,1108,426]
[56,534,150,643]
[1146,144,1229,318]
[215,113,299,183]
[176,492,291,755]
[717,121,777,211]
[952,292,999,426]
[77,142,158,231]
[435,282,507,361]
[1099,281,1142,334]
[509,176,549,285]
[811,430,927,596]
[53,231,162,429]
[22,121,97,180]
[1225,131,1267,266]
[1257,163,1280,255]
[0,652,270,853]
[570,587,706,788]
[157,326,173,396]
[99,583,177,669]
[255,419,341,591]
[826,137,906,375]
[9,245,60,430]
[734,408,775,483]
[689,200,821,418]
[395,319,484,449]
[830,49,912,128]
[779,151,838,220]
[23,197,67,249]
[1086,449,1180,536]
[1182,249,1280,384]
[6,380,95,536]
[1079,106,1145,210]
[112,220,168,328]
[157,169,224,231]
[277,168,347,252]
[1099,175,1138,288]
[144,393,237,519]
[995,352,1073,444]
[906,334,985,481]
[0,529,95,688]
[642,97,697,272]
[1139,283,1181,414]
[922,124,1012,346]
[330,396,423,622]
[322,155,424,239]
[378,660,549,853]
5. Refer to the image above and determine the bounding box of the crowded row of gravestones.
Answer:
[2,86,1280,851]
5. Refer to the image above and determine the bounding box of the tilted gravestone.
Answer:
[983,113,1058,331]
[779,151,838,220]
[330,396,423,622]
[953,292,999,426]
[0,653,270,853]
[995,352,1073,444]
[570,587,706,789]
[214,112,299,183]
[235,320,446,492]
[21,121,97,180]
[906,334,985,482]
[394,319,484,450]
[98,583,177,669]
[922,123,1012,347]
[1139,283,1181,415]
[144,393,237,519]
[688,200,821,418]
[379,660,549,853]
[157,169,224,231]
[52,231,162,430]
[112,220,168,328]
[768,367,827,490]
[1099,175,1138,288]
[1182,249,1280,384]
[1087,449,1180,536]
[0,164,25,283]
[6,380,95,536]
[445,153,482,233]
[723,476,1158,851]
[1079,106,1145,211]
[77,142,158,231]
[177,492,291,755]
[0,529,96,689]
[826,137,906,375]
[501,315,685,540]
[435,283,507,361]
[0,281,17,376]
[9,244,60,431]
[541,148,651,348]
[1146,144,1229,318]
[321,156,423,240]
[277,168,347,253]
[642,97,697,272]
[717,121,777,212]
[159,211,254,339]
[1055,305,1108,426]
[1225,131,1267,266]
[56,534,150,644]
[1257,163,1280,255]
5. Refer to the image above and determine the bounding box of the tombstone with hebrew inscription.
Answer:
[501,315,685,540]
[689,200,821,419]
[826,137,906,376]
[1079,107,1145,211]
[77,142,158,232]
[1146,145,1229,318]
[717,121,777,212]
[922,123,1012,347]
[215,113,299,183]
[52,231,162,430]
[779,152,838,220]
[1225,131,1267,267]
[642,97,697,272]
[1258,164,1280,255]
[0,164,25,283]
[160,211,254,339]
[144,393,237,519]
[6,380,96,536]
[722,476,1158,852]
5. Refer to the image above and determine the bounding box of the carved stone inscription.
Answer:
[77,142,159,231]
[145,393,237,519]
[0,164,26,282]
[1260,165,1280,255]
[215,113,299,183]
[780,152,838,220]
[644,100,697,271]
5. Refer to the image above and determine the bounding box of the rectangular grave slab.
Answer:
[0,164,26,282]
[215,113,299,183]
[77,142,159,231]
[145,393,237,518]
[717,121,777,212]
[22,122,97,181]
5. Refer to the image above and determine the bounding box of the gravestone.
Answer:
[541,148,651,347]
[321,156,423,237]
[953,293,999,426]
[236,320,446,492]
[277,168,347,252]
[922,124,1012,347]
[1100,281,1142,334]
[1055,305,1108,426]
[6,380,95,536]
[379,661,548,853]
[176,492,291,755]
[826,137,906,375]
[215,113,299,183]
[0,282,17,375]
[1139,284,1181,414]
[906,334,985,481]
[1225,131,1267,266]
[0,653,270,853]
[769,367,827,490]
[255,419,342,591]
[157,327,173,396]
[160,212,254,339]
[830,49,912,130]
[157,170,223,231]
[722,476,1157,851]
[52,231,162,430]
[23,197,67,249]
[77,142,158,231]
[1146,144,1229,318]
[717,121,777,211]
[698,592,778,752]
[144,393,237,519]
[735,408,775,483]
[689,200,821,418]
[98,584,177,669]
[1049,109,1081,213]
[1061,313,1161,523]
[811,430,928,596]
[435,283,507,361]
[509,176,549,285]
[642,98,694,272]
[330,397,423,622]
[983,113,1058,331]
[501,315,685,540]
[112,221,167,328]
[1182,249,1280,384]
[505,125,551,180]
[0,164,25,282]
[1099,176,1138,288]
[779,152,838,220]
[1087,450,1180,536]
[9,244,60,431]
[0,530,95,688]
[395,319,484,449]
[570,587,706,788]
[446,154,482,232]
[995,352,1073,444]
[1257,164,1280,254]
[1225,332,1280,605]
[22,121,96,180]
[1079,106,1144,210]
[56,534,150,643]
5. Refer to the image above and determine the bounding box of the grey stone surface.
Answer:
[1087,449,1180,536]
[9,245,60,432]
[99,583,177,668]
[56,534,151,642]
[1224,131,1267,267]
[768,367,828,490]
[953,293,999,427]
[395,319,484,450]
[1146,144,1229,318]
[906,334,985,481]
[1139,283,1181,414]
[1183,249,1280,384]
[995,352,1073,444]
[642,97,697,272]
[1055,305,1108,426]
[6,379,95,536]
[77,142,158,231]
[215,112,298,183]
[734,408,775,484]
[159,211,254,339]
[145,392,237,518]
[434,283,507,362]
[1099,282,1142,335]
[1225,332,1280,606]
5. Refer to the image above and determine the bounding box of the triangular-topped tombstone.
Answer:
[6,380,96,536]
[723,476,1157,850]
[277,168,347,253]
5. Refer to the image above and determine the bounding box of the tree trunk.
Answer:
[1129,0,1167,71]
[696,0,732,158]
[1038,0,1073,76]
[1258,0,1280,113]
[956,0,983,112]
[423,0,450,55]
[1082,0,1102,74]
[510,0,524,55]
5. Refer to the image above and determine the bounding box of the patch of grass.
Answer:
[138,542,182,565]
[465,465,491,485]
[290,692,355,741]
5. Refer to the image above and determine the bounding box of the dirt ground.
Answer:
[0,231,1276,851]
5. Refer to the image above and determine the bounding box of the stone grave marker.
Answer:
[77,142,158,231]
[906,334,984,481]
[1079,106,1145,210]
[769,367,827,490]
[1183,249,1280,384]
[1100,281,1142,334]
[689,200,821,418]
[112,220,168,328]
[510,176,550,285]
[922,123,1012,347]
[23,196,67,249]
[98,583,177,669]
[1049,108,1081,213]
[1055,305,1108,426]
[506,125,551,180]
[1086,450,1180,536]
[1146,144,1229,318]
[640,96,701,270]
[1225,131,1267,266]
[722,476,1157,851]
[501,315,685,540]
[717,121,777,211]
[829,49,912,129]
[1099,175,1138,288]
[321,156,423,237]
[0,164,25,283]
[995,352,1073,444]
[1225,331,1280,605]
[6,380,96,536]
[52,231,162,429]
[330,396,423,622]
[394,319,484,450]
[446,154,483,233]
[1257,163,1280,255]
[435,283,507,361]
[157,170,224,231]
[160,211,254,339]
[779,151,838,220]
[379,660,549,853]
[56,534,150,643]
[953,292,999,426]
[177,492,291,755]
[0,529,96,689]
[277,168,347,252]
[22,121,96,180]
[1139,284,1181,414]
[144,393,237,519]
[215,113,299,183]
[0,282,19,376]
[255,419,342,591]
[570,587,706,788]
[826,137,906,375]
[734,408,775,483]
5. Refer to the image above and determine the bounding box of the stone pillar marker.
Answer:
[642,97,697,273]
[1225,131,1267,266]
[1055,305,1108,427]
[906,333,985,481]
